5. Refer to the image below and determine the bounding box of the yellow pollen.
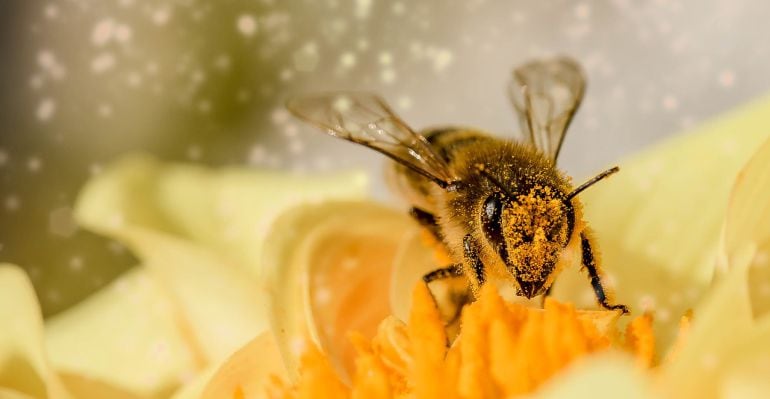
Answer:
[268,283,666,399]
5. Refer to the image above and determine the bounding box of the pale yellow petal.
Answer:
[0,264,71,399]
[200,331,287,399]
[45,268,199,398]
[109,228,268,364]
[0,388,35,399]
[533,352,654,399]
[657,263,753,399]
[388,229,442,322]
[722,136,770,318]
[75,153,368,278]
[552,95,770,349]
[262,201,415,381]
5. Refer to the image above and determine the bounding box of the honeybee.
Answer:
[288,57,628,314]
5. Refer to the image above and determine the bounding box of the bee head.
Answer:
[480,185,571,298]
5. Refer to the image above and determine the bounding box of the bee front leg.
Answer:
[580,232,629,313]
[422,264,470,332]
[422,264,463,283]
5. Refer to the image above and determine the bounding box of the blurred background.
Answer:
[1,0,769,317]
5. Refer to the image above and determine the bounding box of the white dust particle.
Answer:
[27,157,42,172]
[50,207,78,237]
[248,145,267,164]
[332,95,352,112]
[237,14,258,36]
[197,100,211,113]
[5,195,20,212]
[279,69,294,81]
[47,290,61,304]
[214,54,231,70]
[69,256,84,271]
[237,89,252,102]
[355,0,373,19]
[91,19,116,46]
[378,51,393,65]
[293,42,319,72]
[392,2,406,15]
[397,96,413,110]
[339,52,356,68]
[718,70,735,88]
[29,74,44,90]
[37,98,56,121]
[289,337,307,357]
[0,149,7,166]
[115,24,133,43]
[574,3,591,19]
[152,7,171,25]
[127,72,143,87]
[37,50,66,80]
[662,95,679,111]
[91,52,116,73]
[381,68,396,84]
[755,250,769,266]
[288,139,304,154]
[98,103,113,117]
[357,38,369,51]
[187,145,202,160]
[283,124,298,137]
[701,353,719,370]
[44,4,59,19]
[638,294,656,311]
[314,287,332,305]
[432,48,454,72]
[271,108,290,124]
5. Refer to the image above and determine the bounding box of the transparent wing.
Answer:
[287,92,458,186]
[508,57,586,162]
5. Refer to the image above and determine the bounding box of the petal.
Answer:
[723,136,770,317]
[0,264,71,399]
[262,201,416,381]
[75,153,368,277]
[45,267,200,397]
[657,263,753,398]
[104,229,269,363]
[199,332,287,399]
[552,95,770,348]
[533,352,654,399]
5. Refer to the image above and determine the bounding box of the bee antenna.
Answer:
[566,166,619,200]
[475,164,516,198]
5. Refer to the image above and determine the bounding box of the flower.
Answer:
[2,93,770,399]
[0,154,368,398]
[202,94,770,398]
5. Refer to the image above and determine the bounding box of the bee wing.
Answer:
[287,92,458,186]
[508,57,586,162]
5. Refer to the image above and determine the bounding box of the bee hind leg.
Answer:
[580,232,629,314]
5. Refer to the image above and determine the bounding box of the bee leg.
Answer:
[463,234,485,286]
[422,264,463,283]
[580,232,629,314]
[409,207,442,240]
[540,284,554,307]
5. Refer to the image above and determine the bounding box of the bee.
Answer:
[288,57,629,314]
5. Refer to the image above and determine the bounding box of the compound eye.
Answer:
[481,193,507,259]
